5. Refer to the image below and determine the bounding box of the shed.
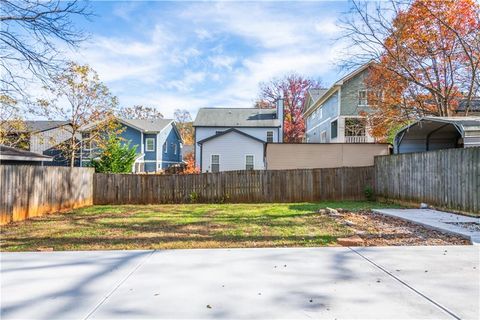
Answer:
[0,145,53,165]
[394,116,480,154]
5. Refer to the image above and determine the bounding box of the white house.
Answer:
[193,100,284,172]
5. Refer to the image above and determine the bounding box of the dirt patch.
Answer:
[326,209,470,246]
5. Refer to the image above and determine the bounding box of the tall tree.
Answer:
[340,0,480,139]
[174,109,194,145]
[257,74,321,142]
[36,62,119,167]
[117,105,164,119]
[1,0,90,100]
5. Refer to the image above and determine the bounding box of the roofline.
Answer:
[197,128,266,145]
[303,62,373,117]
[192,125,281,128]
[303,86,340,117]
[0,155,53,161]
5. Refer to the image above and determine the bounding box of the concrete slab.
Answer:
[0,250,153,320]
[373,209,480,244]
[1,247,478,320]
[354,246,480,320]
[75,248,459,319]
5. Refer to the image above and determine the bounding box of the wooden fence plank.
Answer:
[0,165,94,225]
[374,147,480,215]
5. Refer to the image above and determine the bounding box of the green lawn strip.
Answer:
[0,201,402,251]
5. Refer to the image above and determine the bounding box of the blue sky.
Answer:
[67,1,351,118]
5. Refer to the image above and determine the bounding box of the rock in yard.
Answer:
[337,236,364,247]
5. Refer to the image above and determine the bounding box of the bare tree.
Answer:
[174,109,193,145]
[0,0,90,100]
[36,62,118,167]
[0,94,27,146]
[338,0,480,118]
[117,105,164,119]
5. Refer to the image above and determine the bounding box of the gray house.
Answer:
[4,121,78,166]
[303,63,376,144]
[394,116,480,154]
[0,144,53,165]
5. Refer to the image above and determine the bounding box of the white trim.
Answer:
[306,117,333,133]
[266,130,274,142]
[0,155,52,161]
[145,138,155,151]
[211,154,220,173]
[141,132,144,153]
[320,130,327,143]
[245,154,254,170]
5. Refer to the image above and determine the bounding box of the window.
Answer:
[266,131,274,143]
[320,131,327,143]
[163,142,167,153]
[145,138,155,151]
[345,118,366,136]
[211,154,220,173]
[83,133,91,150]
[173,143,177,155]
[331,120,338,139]
[358,90,368,106]
[245,155,254,170]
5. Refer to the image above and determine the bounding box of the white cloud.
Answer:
[39,1,347,119]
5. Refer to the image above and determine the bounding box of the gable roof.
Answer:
[303,62,373,117]
[0,145,53,162]
[193,108,280,127]
[3,121,70,133]
[197,128,266,145]
[80,118,173,133]
[308,88,329,103]
[120,118,173,133]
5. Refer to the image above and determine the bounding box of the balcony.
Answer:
[345,135,367,143]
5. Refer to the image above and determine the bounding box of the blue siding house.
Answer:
[303,63,376,144]
[80,118,183,173]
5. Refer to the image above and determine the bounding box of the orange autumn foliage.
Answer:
[182,152,199,174]
[364,0,480,140]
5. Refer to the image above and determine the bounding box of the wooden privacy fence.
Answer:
[93,166,374,205]
[375,147,480,214]
[0,165,94,225]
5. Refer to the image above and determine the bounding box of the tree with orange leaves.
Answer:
[182,152,199,174]
[341,0,480,140]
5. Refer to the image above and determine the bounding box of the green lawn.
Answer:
[0,201,401,251]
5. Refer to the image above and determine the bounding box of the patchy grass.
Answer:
[0,201,402,252]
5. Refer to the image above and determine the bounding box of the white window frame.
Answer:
[145,138,155,152]
[173,143,177,155]
[245,155,254,170]
[358,90,368,106]
[211,154,220,173]
[266,131,274,143]
[320,130,327,143]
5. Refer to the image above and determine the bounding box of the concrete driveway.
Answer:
[1,246,478,319]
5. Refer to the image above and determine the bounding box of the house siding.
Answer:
[195,126,279,168]
[305,91,339,143]
[143,133,157,162]
[340,70,372,116]
[158,124,182,169]
[200,131,265,172]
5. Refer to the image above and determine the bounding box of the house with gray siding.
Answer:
[2,121,78,166]
[303,63,376,144]
[80,118,183,173]
[193,100,284,172]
